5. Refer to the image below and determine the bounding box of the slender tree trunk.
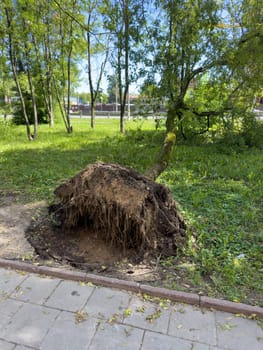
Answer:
[123,0,129,129]
[35,31,55,127]
[145,107,177,180]
[27,68,38,139]
[58,6,73,133]
[90,102,95,129]
[24,37,38,139]
[5,7,33,141]
[47,91,54,127]
[33,36,52,126]
[13,71,32,140]
[66,49,73,133]
[65,16,73,134]
[53,78,68,130]
[46,21,54,127]
[87,26,95,129]
[118,0,129,134]
[118,46,125,133]
[86,10,109,130]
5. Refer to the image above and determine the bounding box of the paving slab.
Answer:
[88,322,144,350]
[168,303,217,345]
[40,310,97,350]
[10,274,61,305]
[0,303,59,348]
[0,299,23,330]
[44,280,94,312]
[141,331,210,350]
[83,286,131,320]
[0,268,27,296]
[0,266,262,350]
[123,296,170,334]
[216,311,263,350]
[0,339,16,350]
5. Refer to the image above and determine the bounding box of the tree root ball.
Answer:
[50,162,187,257]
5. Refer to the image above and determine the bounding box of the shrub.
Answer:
[241,113,263,149]
[12,93,48,125]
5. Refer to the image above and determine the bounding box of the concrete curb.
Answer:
[0,258,262,317]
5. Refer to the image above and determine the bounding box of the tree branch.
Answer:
[52,0,116,36]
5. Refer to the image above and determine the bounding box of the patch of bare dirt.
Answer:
[25,213,162,282]
[0,193,42,260]
[0,192,160,282]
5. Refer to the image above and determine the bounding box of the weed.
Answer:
[218,322,237,331]
[146,308,162,323]
[123,308,132,318]
[136,305,146,313]
[75,311,88,324]
[108,313,119,324]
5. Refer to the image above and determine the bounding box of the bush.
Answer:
[215,113,263,151]
[241,113,263,149]
[216,131,247,153]
[12,93,48,125]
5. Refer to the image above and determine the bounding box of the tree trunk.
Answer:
[46,23,55,127]
[53,78,68,131]
[90,102,95,129]
[87,25,95,130]
[27,68,38,139]
[120,0,129,134]
[32,34,54,127]
[145,107,177,180]
[120,104,125,134]
[24,38,38,139]
[66,45,73,134]
[5,7,33,141]
[87,20,109,130]
[47,90,54,127]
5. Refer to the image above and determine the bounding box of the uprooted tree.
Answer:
[50,162,186,257]
[49,1,262,259]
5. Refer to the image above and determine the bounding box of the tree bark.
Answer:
[90,101,95,129]
[87,23,95,129]
[145,107,177,180]
[32,34,53,127]
[5,7,33,141]
[121,0,129,133]
[53,78,68,131]
[24,36,38,139]
[26,66,38,139]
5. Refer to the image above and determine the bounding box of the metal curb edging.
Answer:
[0,258,262,317]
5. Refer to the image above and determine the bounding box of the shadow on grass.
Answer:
[0,129,165,201]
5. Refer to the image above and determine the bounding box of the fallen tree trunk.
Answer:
[50,162,186,257]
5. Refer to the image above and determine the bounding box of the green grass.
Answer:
[0,118,159,200]
[0,117,262,305]
[159,145,263,304]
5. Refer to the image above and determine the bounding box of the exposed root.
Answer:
[50,162,186,257]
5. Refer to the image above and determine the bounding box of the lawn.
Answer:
[0,117,262,305]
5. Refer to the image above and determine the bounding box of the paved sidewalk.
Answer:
[0,267,262,350]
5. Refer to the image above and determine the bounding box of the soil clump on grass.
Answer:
[49,162,186,257]
[25,162,186,280]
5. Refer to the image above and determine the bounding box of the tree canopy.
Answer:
[0,0,262,159]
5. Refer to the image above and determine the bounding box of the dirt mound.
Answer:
[50,162,186,257]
